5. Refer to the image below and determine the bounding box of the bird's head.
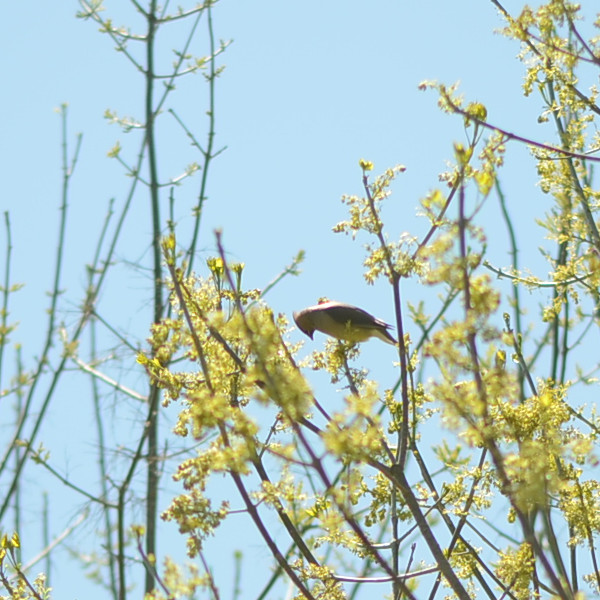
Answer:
[293,310,315,339]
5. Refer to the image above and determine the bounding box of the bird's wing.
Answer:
[324,304,392,330]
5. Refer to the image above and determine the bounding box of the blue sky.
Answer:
[0,0,579,597]
[2,1,543,331]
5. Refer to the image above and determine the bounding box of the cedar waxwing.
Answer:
[293,301,397,345]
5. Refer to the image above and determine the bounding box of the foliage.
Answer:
[4,1,600,600]
[137,3,600,599]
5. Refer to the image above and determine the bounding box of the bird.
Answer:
[293,301,397,345]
